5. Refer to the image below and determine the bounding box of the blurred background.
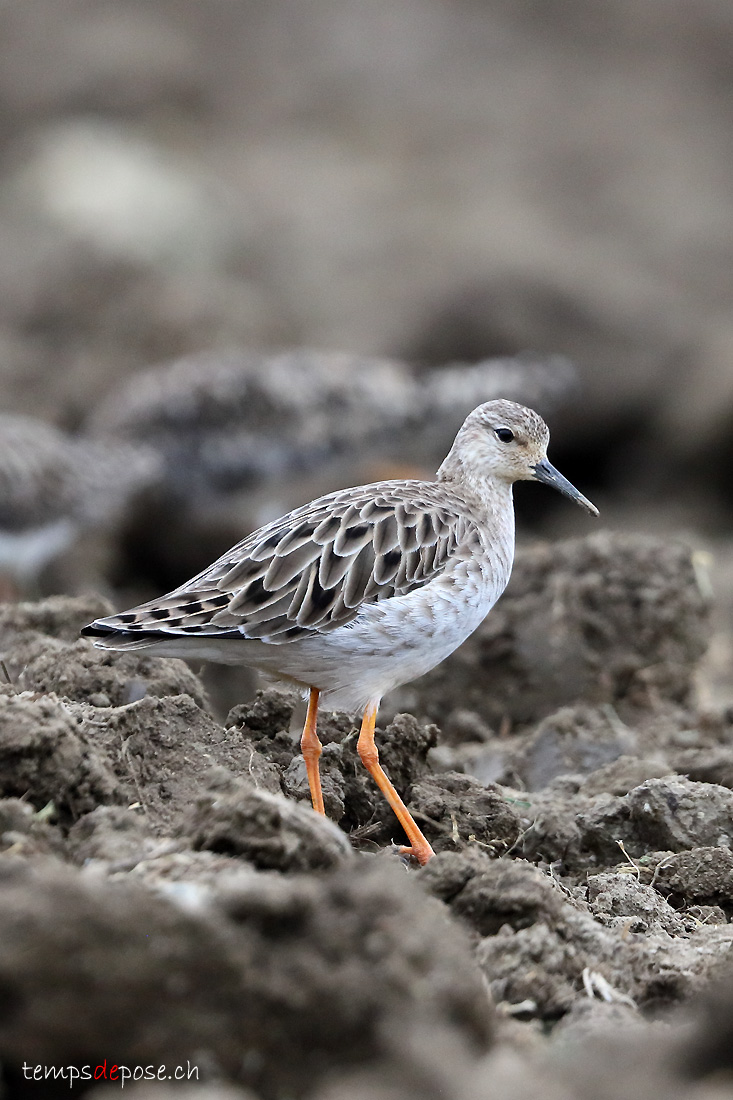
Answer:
[0,0,732,699]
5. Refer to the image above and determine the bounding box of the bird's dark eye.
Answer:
[495,428,514,443]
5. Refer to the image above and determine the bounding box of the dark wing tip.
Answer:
[81,622,115,638]
[81,619,245,642]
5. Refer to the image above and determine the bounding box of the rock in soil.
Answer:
[0,798,66,860]
[65,805,168,869]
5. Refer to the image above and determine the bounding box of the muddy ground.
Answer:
[2,531,733,1099]
[3,2,733,1096]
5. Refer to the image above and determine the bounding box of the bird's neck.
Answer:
[436,455,515,530]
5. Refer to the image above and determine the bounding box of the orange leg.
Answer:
[357,699,435,866]
[301,687,325,814]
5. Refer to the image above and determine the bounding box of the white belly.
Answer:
[263,552,512,710]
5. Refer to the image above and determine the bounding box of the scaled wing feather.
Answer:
[92,482,470,644]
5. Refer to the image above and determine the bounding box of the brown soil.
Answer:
[2,532,733,1100]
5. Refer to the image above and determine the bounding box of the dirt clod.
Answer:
[419,850,566,936]
[519,704,638,790]
[0,691,122,820]
[644,847,733,910]
[75,694,281,833]
[414,533,709,729]
[0,859,492,1099]
[587,872,688,934]
[579,777,733,860]
[189,783,354,872]
[408,772,522,855]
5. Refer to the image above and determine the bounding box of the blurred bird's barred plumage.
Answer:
[89,349,577,507]
[0,413,161,596]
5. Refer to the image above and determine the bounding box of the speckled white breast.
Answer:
[252,521,515,710]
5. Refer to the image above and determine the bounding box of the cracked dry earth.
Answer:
[2,531,733,1100]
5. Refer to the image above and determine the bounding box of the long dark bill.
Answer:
[532,459,599,516]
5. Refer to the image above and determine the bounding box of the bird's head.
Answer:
[440,399,598,515]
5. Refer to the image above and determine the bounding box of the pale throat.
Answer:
[437,453,516,527]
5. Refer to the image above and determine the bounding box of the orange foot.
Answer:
[399,840,435,866]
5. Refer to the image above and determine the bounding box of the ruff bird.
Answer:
[83,400,597,863]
